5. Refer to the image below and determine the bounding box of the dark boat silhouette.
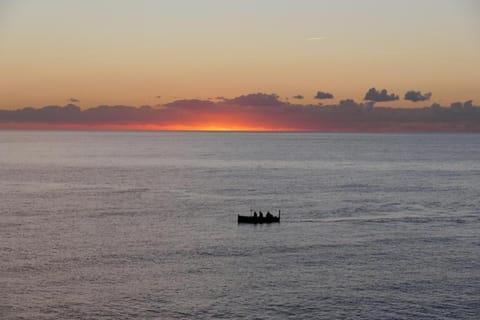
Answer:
[237,210,280,224]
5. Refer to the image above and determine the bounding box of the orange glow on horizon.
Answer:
[0,122,301,132]
[2,120,480,132]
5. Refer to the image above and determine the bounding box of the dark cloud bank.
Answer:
[1,93,479,132]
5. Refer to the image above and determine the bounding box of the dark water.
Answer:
[1,131,479,319]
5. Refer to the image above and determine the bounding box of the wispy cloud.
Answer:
[307,36,327,41]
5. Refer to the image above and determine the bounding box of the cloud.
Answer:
[314,91,334,100]
[364,88,399,102]
[338,99,360,108]
[156,95,162,99]
[1,94,479,132]
[404,90,432,102]
[292,95,304,100]
[225,93,285,106]
[307,37,327,41]
[69,98,80,103]
[164,99,215,108]
[464,100,474,109]
[450,100,474,110]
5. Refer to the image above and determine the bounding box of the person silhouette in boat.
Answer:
[266,211,273,219]
[253,211,258,218]
[259,211,263,219]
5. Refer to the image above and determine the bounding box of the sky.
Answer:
[1,0,479,109]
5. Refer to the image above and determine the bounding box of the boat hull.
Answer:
[237,215,280,224]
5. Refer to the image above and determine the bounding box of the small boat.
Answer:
[237,210,281,224]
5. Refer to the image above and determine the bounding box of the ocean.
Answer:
[1,131,479,319]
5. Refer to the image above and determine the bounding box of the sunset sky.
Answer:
[1,0,479,110]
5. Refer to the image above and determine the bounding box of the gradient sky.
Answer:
[1,0,479,109]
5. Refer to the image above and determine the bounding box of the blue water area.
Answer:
[1,131,479,319]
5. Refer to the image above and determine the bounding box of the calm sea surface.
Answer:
[1,131,479,319]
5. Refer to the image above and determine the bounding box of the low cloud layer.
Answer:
[404,90,432,102]
[1,93,479,132]
[364,88,399,102]
[293,95,304,100]
[314,91,334,100]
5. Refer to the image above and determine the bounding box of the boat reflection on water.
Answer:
[237,210,280,224]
